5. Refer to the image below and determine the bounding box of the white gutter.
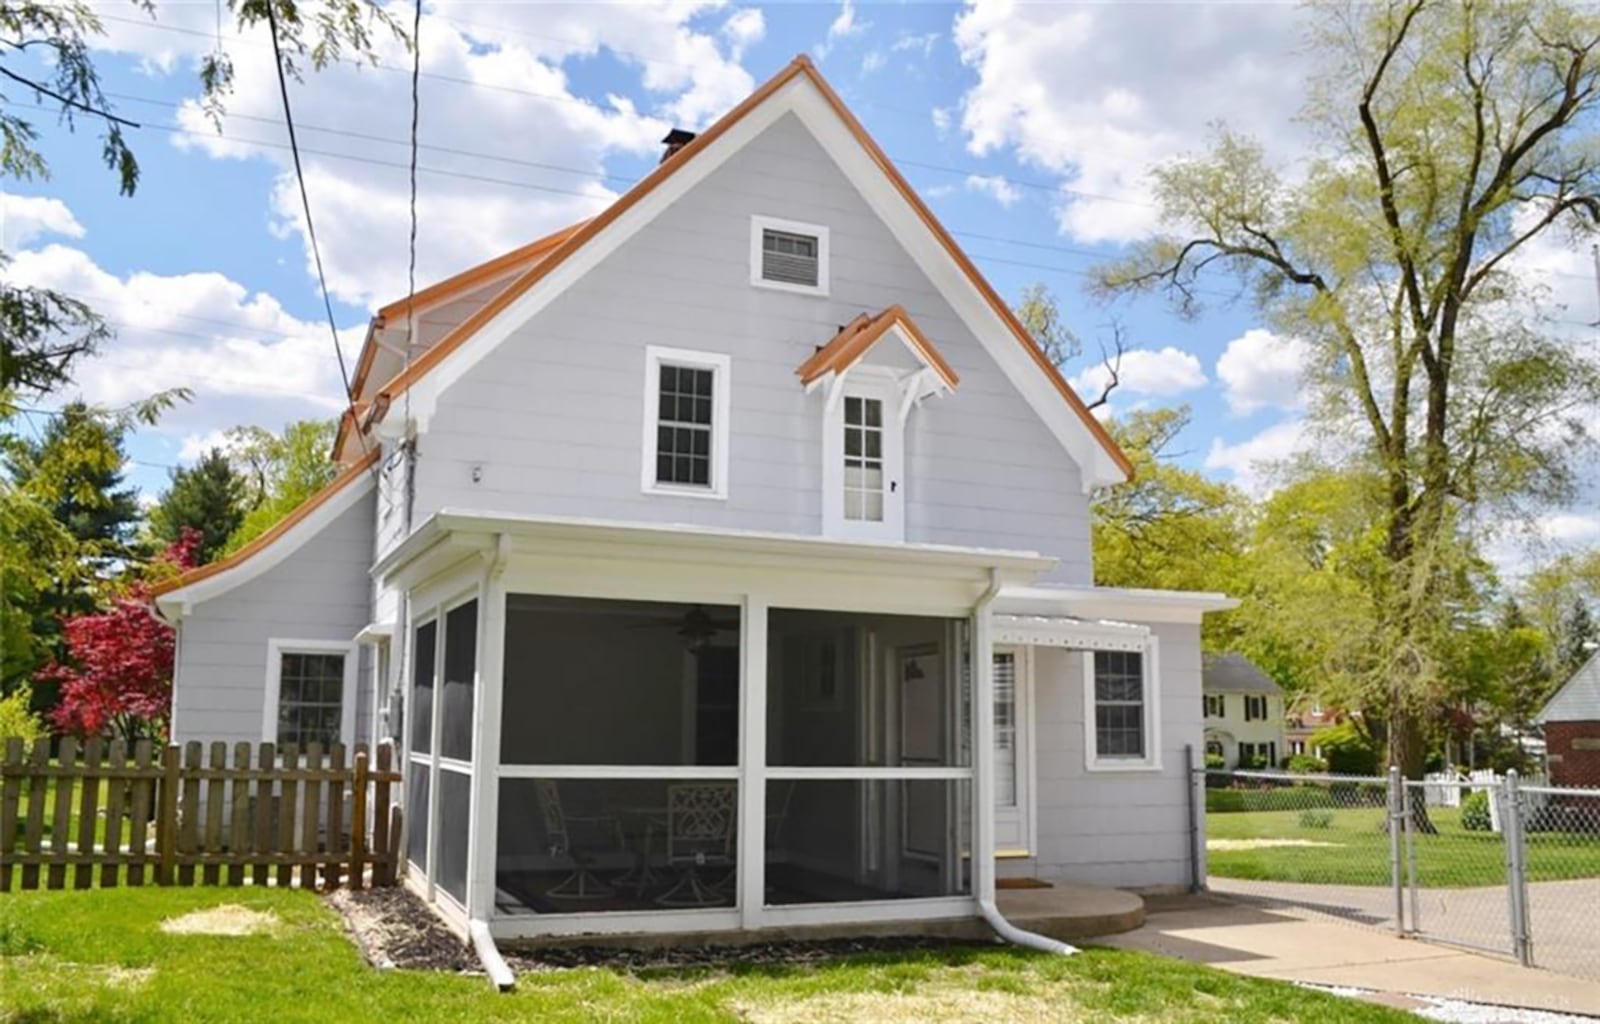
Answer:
[469,919,515,992]
[974,569,1078,956]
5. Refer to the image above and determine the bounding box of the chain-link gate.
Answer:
[1194,753,1600,982]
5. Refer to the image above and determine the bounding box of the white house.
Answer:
[1202,654,1286,770]
[153,57,1234,948]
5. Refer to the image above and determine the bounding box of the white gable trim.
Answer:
[381,74,1123,489]
[1539,650,1600,723]
[153,472,376,620]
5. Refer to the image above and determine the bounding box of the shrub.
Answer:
[1461,789,1493,832]
[1286,754,1328,775]
[0,684,45,744]
[1298,808,1334,829]
[1205,752,1226,771]
[1312,722,1380,776]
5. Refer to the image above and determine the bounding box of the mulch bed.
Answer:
[325,888,478,974]
[326,887,991,976]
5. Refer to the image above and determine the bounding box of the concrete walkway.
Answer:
[1101,893,1600,1019]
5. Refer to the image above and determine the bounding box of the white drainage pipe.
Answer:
[980,899,1078,955]
[469,919,516,991]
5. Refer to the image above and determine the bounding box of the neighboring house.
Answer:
[152,56,1235,946]
[1284,696,1344,761]
[1538,652,1600,788]
[1202,654,1286,770]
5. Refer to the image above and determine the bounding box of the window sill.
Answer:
[641,482,728,501]
[750,277,829,298]
[1084,758,1164,774]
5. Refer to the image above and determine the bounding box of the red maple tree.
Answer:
[44,530,200,742]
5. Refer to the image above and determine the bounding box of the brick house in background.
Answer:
[1539,652,1600,788]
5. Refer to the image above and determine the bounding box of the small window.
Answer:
[1083,647,1160,771]
[265,641,354,750]
[1203,694,1224,718]
[641,346,730,499]
[750,215,829,295]
[1244,695,1268,722]
[994,652,1018,808]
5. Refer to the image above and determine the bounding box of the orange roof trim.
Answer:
[364,54,1133,480]
[797,305,960,389]
[151,447,381,598]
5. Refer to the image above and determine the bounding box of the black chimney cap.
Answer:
[661,128,697,147]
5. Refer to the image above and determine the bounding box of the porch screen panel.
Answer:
[406,765,431,872]
[436,770,470,904]
[766,608,973,912]
[410,620,436,756]
[440,600,478,762]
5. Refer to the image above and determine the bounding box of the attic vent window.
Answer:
[750,215,829,296]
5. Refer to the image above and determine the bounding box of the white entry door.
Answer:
[993,647,1034,856]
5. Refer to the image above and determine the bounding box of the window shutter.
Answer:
[762,229,819,286]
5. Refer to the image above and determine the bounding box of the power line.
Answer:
[261,1,356,416]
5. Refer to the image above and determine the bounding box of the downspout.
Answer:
[974,569,1078,956]
[469,533,516,992]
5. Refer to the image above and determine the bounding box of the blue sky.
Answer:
[3,1,1595,566]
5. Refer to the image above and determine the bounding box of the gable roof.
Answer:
[797,305,959,390]
[150,447,381,606]
[1202,653,1282,695]
[345,55,1132,485]
[1540,651,1600,723]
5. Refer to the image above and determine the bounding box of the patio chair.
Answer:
[655,783,737,907]
[534,780,624,901]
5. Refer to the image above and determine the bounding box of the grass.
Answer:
[0,887,1421,1024]
[1208,805,1600,887]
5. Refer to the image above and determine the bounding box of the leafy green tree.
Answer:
[147,448,246,564]
[1092,405,1250,650]
[1097,1,1600,777]
[0,0,401,396]
[224,419,338,552]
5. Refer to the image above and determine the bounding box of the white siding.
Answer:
[412,113,1092,583]
[999,621,1203,889]
[1542,652,1600,723]
[172,491,376,745]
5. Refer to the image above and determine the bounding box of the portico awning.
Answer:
[992,614,1150,652]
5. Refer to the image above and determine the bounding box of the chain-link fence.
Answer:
[1193,757,1600,982]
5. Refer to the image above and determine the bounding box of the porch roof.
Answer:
[993,613,1150,653]
[374,509,1058,590]
[995,583,1237,624]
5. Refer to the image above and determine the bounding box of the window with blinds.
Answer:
[994,652,1018,807]
[761,228,820,287]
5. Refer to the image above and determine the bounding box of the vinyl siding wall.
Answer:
[997,621,1203,890]
[172,491,377,746]
[411,112,1092,583]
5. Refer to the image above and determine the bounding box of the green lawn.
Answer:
[1208,805,1600,887]
[0,887,1419,1024]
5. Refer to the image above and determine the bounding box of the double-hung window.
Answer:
[1083,648,1161,771]
[641,346,730,499]
[1244,695,1268,722]
[264,639,356,750]
[1203,694,1224,718]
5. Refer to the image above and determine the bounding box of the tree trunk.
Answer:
[1387,708,1438,834]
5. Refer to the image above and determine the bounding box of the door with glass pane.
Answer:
[833,375,904,541]
[993,648,1033,855]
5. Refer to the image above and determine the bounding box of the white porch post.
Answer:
[466,535,510,921]
[737,592,769,929]
[972,575,999,905]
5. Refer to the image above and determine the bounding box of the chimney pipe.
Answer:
[660,128,697,164]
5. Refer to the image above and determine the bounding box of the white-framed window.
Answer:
[1203,693,1224,718]
[1244,694,1268,722]
[1082,645,1161,772]
[262,638,358,749]
[822,373,903,541]
[749,215,829,296]
[640,345,731,499]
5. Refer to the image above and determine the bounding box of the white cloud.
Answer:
[952,0,1309,243]
[177,429,232,464]
[1,194,85,249]
[1072,346,1206,400]
[815,0,867,61]
[891,31,941,58]
[1215,328,1313,415]
[6,243,357,440]
[931,106,952,138]
[862,50,887,75]
[1204,419,1309,496]
[963,173,1021,208]
[89,2,761,312]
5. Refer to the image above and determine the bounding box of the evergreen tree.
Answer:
[1557,597,1597,678]
[148,448,245,564]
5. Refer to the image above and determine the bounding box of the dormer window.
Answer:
[751,215,829,295]
[641,345,730,499]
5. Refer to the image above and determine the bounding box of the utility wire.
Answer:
[261,0,364,463]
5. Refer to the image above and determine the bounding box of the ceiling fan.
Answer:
[627,605,739,649]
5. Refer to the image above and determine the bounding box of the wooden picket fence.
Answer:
[0,736,403,893]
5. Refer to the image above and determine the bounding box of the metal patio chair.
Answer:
[655,782,737,907]
[534,780,624,901]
